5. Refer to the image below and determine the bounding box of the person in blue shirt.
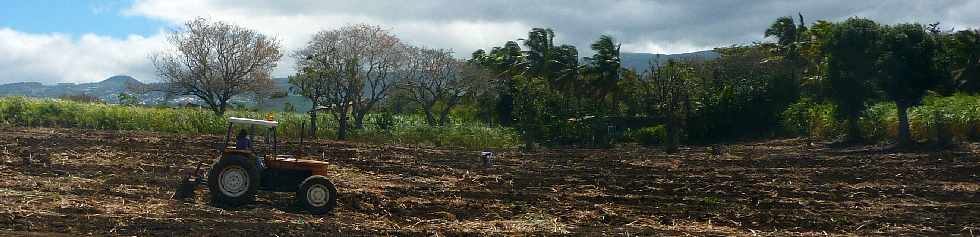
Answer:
[236,129,252,150]
[235,129,266,170]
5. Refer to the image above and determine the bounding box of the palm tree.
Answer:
[586,35,621,98]
[765,14,809,101]
[765,15,804,48]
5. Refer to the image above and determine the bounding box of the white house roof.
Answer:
[227,117,278,127]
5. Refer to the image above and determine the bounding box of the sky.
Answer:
[1,0,979,84]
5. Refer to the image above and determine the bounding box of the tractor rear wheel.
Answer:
[297,175,337,215]
[208,155,259,207]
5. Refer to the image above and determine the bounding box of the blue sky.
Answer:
[1,0,978,85]
[0,0,165,38]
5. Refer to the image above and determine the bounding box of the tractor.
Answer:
[174,116,338,215]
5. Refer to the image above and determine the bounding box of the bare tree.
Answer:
[401,47,490,126]
[152,18,282,115]
[292,24,403,140]
[349,25,404,129]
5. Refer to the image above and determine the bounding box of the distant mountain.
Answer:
[100,75,141,87]
[0,75,145,103]
[0,76,308,111]
[620,50,720,73]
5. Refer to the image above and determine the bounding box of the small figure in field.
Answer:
[480,151,493,169]
[236,129,252,150]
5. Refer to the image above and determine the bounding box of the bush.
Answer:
[372,112,395,132]
[781,94,980,142]
[860,102,895,142]
[906,94,980,142]
[781,99,841,139]
[627,125,667,145]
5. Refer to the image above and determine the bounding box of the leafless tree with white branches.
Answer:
[152,18,282,115]
[291,24,404,140]
[400,47,490,126]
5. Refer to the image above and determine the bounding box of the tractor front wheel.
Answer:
[208,155,259,207]
[297,175,337,215]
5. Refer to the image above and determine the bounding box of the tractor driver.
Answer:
[236,128,266,171]
[236,129,252,150]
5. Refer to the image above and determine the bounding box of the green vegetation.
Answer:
[467,16,980,149]
[781,94,980,142]
[823,18,882,142]
[0,96,518,149]
[8,16,980,149]
[624,125,667,145]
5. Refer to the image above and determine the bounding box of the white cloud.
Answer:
[125,0,531,77]
[0,28,167,84]
[621,41,708,55]
[126,0,980,57]
[4,0,980,84]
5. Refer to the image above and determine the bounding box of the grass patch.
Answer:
[781,94,980,142]
[0,96,519,149]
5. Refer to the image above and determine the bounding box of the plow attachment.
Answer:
[172,164,206,200]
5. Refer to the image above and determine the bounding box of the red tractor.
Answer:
[174,117,337,215]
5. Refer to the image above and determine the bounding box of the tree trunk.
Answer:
[438,110,450,126]
[309,110,318,139]
[393,97,404,114]
[336,109,349,140]
[665,116,679,154]
[438,102,457,126]
[207,99,226,116]
[497,94,513,126]
[353,109,367,129]
[846,116,861,143]
[423,105,437,126]
[896,102,912,146]
[522,125,537,152]
[353,100,380,129]
[215,102,227,116]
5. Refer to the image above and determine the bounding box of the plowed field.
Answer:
[0,127,977,236]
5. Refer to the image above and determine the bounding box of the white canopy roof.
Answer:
[228,117,278,127]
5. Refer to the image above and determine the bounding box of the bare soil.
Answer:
[0,127,977,236]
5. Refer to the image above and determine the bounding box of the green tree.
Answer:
[522,28,581,91]
[681,45,787,143]
[799,20,835,99]
[765,15,806,49]
[552,45,581,93]
[585,35,622,100]
[646,60,694,153]
[765,14,807,100]
[288,71,329,138]
[823,18,882,142]
[471,40,525,125]
[876,23,942,146]
[926,23,957,95]
[950,29,980,92]
[512,75,554,149]
[524,28,556,79]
